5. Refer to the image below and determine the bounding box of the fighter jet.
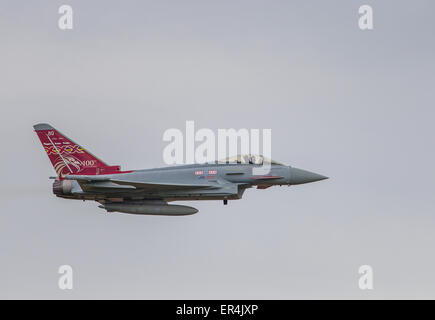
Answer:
[34,123,328,215]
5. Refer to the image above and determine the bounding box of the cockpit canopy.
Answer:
[218,154,284,165]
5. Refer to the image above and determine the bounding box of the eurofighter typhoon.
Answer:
[34,123,328,215]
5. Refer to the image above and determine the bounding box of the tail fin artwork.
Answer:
[33,123,121,178]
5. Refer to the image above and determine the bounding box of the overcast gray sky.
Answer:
[1,0,435,299]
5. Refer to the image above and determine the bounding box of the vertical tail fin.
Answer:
[33,123,120,178]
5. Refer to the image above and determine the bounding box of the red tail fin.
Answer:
[34,123,121,178]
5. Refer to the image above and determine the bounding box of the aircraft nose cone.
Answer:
[289,167,328,185]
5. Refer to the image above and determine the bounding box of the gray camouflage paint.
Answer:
[58,161,327,214]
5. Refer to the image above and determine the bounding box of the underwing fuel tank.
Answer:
[99,203,199,216]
